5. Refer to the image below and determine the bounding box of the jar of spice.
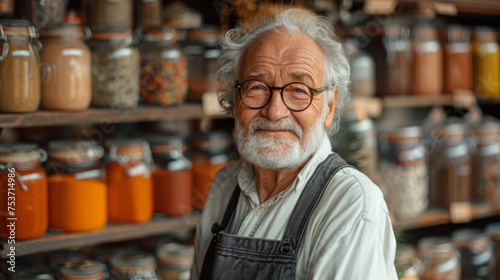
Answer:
[157,243,194,280]
[470,122,500,202]
[110,250,159,280]
[443,25,473,94]
[428,123,471,208]
[452,228,495,280]
[134,0,162,27]
[39,24,91,111]
[382,24,412,96]
[149,134,193,216]
[486,222,500,280]
[138,26,188,106]
[59,260,108,280]
[32,0,66,27]
[0,0,14,18]
[182,27,219,102]
[0,19,41,113]
[418,237,461,280]
[86,0,133,28]
[0,144,48,240]
[379,127,428,220]
[105,139,153,223]
[472,27,500,99]
[411,25,443,95]
[344,37,376,97]
[46,140,107,232]
[191,131,231,210]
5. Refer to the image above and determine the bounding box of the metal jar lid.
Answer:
[59,260,107,279]
[48,140,104,163]
[190,131,231,153]
[140,25,180,42]
[452,228,490,252]
[40,23,86,39]
[157,243,194,267]
[382,126,422,144]
[105,138,150,161]
[0,143,46,164]
[148,133,186,154]
[111,249,157,273]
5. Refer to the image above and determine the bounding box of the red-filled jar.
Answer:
[0,144,48,240]
[442,25,472,94]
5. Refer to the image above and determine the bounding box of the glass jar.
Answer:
[105,139,153,223]
[379,127,428,220]
[59,260,108,280]
[411,25,443,95]
[182,26,219,102]
[344,37,376,97]
[0,144,47,240]
[470,122,500,202]
[382,24,411,96]
[472,27,500,99]
[48,249,87,273]
[139,26,188,106]
[88,27,140,108]
[452,228,495,280]
[486,222,500,280]
[149,133,193,216]
[0,19,41,113]
[157,243,194,280]
[418,237,461,280]
[32,0,66,27]
[443,25,473,94]
[39,24,91,111]
[110,250,159,280]
[46,140,107,232]
[162,2,203,29]
[191,131,231,210]
[86,0,133,28]
[0,0,14,18]
[134,0,162,27]
[428,123,471,208]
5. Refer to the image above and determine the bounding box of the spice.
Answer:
[452,228,495,280]
[157,243,194,280]
[39,24,92,111]
[443,25,473,94]
[382,24,411,95]
[418,237,460,280]
[411,25,443,95]
[59,260,108,280]
[86,0,133,28]
[0,144,48,240]
[110,250,159,280]
[0,19,41,113]
[134,0,162,27]
[472,27,500,99]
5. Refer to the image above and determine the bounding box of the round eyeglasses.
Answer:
[235,80,330,112]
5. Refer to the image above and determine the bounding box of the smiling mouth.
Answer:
[256,129,296,136]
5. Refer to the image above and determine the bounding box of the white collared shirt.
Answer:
[191,134,398,280]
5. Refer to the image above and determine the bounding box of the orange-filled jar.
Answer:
[0,144,48,240]
[190,131,231,210]
[46,140,107,232]
[105,139,153,223]
[149,134,193,216]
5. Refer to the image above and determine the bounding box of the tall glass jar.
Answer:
[110,250,159,280]
[0,144,47,240]
[46,140,107,232]
[472,27,500,99]
[59,260,108,280]
[157,243,194,280]
[149,133,193,216]
[418,237,461,280]
[486,223,500,280]
[382,24,412,96]
[39,24,91,111]
[452,228,495,280]
[138,26,188,106]
[470,122,500,202]
[182,27,219,102]
[0,19,41,113]
[428,123,471,208]
[443,25,473,94]
[86,0,133,28]
[105,139,153,223]
[344,37,376,97]
[191,131,231,210]
[88,27,140,108]
[379,127,428,220]
[411,25,443,95]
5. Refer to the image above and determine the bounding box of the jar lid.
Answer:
[418,236,455,259]
[191,131,231,152]
[105,138,149,160]
[157,243,194,265]
[382,126,422,143]
[59,260,106,277]
[91,26,133,41]
[111,250,156,272]
[473,26,497,41]
[471,122,500,140]
[0,19,31,27]
[445,25,471,42]
[48,140,104,163]
[11,264,54,280]
[40,24,85,39]
[452,228,489,250]
[0,19,35,38]
[0,144,45,164]
[185,26,219,43]
[486,223,500,241]
[149,133,186,154]
[141,25,179,42]
[440,123,465,141]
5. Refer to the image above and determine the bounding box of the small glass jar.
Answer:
[59,260,108,280]
[0,19,41,113]
[411,25,443,95]
[157,243,194,280]
[190,131,231,210]
[382,24,412,96]
[110,250,159,280]
[0,144,48,240]
[138,26,188,106]
[0,0,14,18]
[149,133,193,216]
[88,27,140,108]
[472,27,500,99]
[418,237,461,280]
[86,0,133,28]
[48,249,87,273]
[442,25,473,94]
[39,24,92,111]
[32,0,66,27]
[134,0,162,27]
[46,140,107,232]
[452,228,495,280]
[486,222,500,280]
[428,123,472,208]
[105,139,153,223]
[182,26,219,102]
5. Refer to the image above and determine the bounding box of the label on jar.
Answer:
[75,169,103,180]
[415,41,440,54]
[12,50,30,57]
[62,49,84,56]
[125,162,150,178]
[114,48,133,57]
[478,42,499,57]
[19,172,44,182]
[446,43,471,54]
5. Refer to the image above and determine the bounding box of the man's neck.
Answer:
[254,165,304,204]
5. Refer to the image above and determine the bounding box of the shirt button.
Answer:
[254,210,260,215]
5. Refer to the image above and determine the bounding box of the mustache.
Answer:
[247,117,303,139]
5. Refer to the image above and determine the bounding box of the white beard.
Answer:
[233,107,327,171]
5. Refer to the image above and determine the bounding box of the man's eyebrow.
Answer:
[288,72,313,84]
[247,71,265,78]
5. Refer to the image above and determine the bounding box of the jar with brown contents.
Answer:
[134,0,162,27]
[442,25,473,94]
[418,237,460,280]
[382,24,412,96]
[452,228,495,280]
[0,19,41,113]
[39,24,91,111]
[86,0,133,28]
[411,25,443,95]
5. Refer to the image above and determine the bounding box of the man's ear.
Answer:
[323,88,337,128]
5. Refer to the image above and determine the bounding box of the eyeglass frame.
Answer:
[234,79,331,112]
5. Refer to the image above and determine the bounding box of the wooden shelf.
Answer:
[357,0,500,16]
[0,213,200,258]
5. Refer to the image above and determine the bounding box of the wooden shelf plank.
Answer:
[0,213,200,258]
[0,104,205,128]
[383,95,453,108]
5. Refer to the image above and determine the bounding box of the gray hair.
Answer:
[217,8,351,135]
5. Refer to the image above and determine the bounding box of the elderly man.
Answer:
[191,9,397,280]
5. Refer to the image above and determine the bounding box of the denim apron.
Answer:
[199,153,351,280]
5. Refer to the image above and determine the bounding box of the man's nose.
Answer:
[259,89,291,120]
